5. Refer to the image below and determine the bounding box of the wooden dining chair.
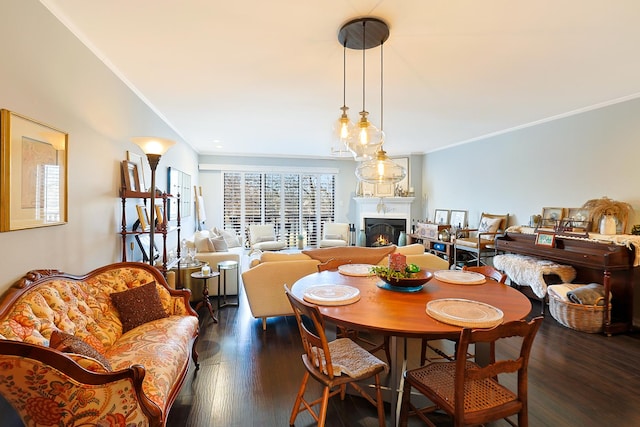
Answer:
[462,265,507,283]
[419,265,507,365]
[401,317,543,427]
[284,285,387,427]
[316,259,392,364]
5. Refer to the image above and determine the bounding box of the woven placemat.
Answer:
[426,298,503,328]
[338,264,375,277]
[303,284,361,306]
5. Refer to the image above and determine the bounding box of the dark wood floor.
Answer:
[164,290,640,427]
[2,288,639,426]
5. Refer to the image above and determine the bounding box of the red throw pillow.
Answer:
[110,281,168,333]
[49,330,112,371]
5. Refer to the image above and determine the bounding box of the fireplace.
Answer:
[364,218,406,247]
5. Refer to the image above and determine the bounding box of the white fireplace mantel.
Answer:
[353,197,415,231]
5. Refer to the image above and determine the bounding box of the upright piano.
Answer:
[495,232,637,335]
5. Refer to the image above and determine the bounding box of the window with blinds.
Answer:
[223,171,336,248]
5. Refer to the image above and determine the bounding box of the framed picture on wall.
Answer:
[392,156,409,195]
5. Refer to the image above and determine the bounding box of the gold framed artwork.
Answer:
[136,204,150,231]
[0,109,68,231]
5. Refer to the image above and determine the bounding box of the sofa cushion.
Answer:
[110,282,168,333]
[214,227,242,248]
[49,330,112,371]
[210,236,228,252]
[194,230,214,252]
[478,216,502,239]
[105,315,199,411]
[303,246,395,265]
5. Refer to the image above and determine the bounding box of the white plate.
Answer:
[433,270,486,285]
[303,284,361,306]
[338,264,375,277]
[426,298,504,328]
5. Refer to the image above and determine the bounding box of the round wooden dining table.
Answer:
[290,268,532,425]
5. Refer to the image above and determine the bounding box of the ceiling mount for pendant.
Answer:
[338,17,389,50]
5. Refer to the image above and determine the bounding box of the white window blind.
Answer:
[223,171,335,247]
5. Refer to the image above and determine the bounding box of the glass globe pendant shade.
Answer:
[355,149,406,184]
[346,111,383,161]
[331,105,354,157]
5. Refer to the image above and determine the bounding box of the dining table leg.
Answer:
[388,335,408,427]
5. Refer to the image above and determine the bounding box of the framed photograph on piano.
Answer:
[535,231,556,247]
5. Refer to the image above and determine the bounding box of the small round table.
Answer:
[190,270,221,323]
[217,260,239,310]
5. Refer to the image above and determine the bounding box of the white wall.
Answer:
[0,1,198,293]
[422,97,640,230]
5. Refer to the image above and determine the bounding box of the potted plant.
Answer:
[581,196,633,234]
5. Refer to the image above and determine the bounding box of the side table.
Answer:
[172,260,206,302]
[217,260,239,310]
[190,271,220,324]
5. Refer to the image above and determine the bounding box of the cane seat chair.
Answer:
[284,286,387,427]
[419,264,508,365]
[315,260,392,363]
[401,317,543,427]
[454,213,509,267]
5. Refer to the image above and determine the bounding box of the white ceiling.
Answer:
[41,0,640,159]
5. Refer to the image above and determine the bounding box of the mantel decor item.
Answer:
[0,109,68,231]
[582,196,633,234]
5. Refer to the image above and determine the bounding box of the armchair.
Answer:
[319,222,350,248]
[248,224,287,251]
[454,213,509,267]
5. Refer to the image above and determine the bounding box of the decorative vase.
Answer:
[398,231,407,247]
[357,229,366,247]
[599,215,617,235]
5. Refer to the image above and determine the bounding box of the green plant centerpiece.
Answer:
[370,263,433,290]
[370,263,421,280]
[582,196,633,233]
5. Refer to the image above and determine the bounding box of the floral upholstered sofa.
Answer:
[0,262,199,427]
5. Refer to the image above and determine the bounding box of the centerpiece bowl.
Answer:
[374,269,434,292]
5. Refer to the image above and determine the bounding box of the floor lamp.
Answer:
[131,137,176,265]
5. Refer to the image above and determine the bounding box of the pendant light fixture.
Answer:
[331,42,354,157]
[338,17,388,161]
[354,22,406,185]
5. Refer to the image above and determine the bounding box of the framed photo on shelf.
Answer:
[449,210,468,228]
[434,209,450,225]
[127,150,146,191]
[122,160,140,193]
[392,157,409,194]
[136,204,150,231]
[0,109,68,231]
[541,207,565,227]
[535,231,556,247]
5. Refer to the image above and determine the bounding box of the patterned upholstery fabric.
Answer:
[0,265,198,426]
[0,354,150,426]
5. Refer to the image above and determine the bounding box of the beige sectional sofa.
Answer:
[242,244,448,329]
[0,262,199,427]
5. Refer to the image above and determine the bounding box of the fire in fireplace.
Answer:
[364,218,406,247]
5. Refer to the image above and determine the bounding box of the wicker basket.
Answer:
[548,292,608,333]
